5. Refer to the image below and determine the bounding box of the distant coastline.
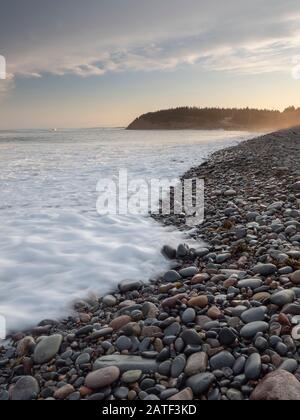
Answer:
[127,106,300,131]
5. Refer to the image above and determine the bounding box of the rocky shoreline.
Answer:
[1,128,300,401]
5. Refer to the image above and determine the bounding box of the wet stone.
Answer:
[240,322,269,339]
[181,308,196,324]
[241,307,267,324]
[245,353,261,380]
[186,372,215,396]
[163,270,181,283]
[11,376,40,401]
[210,351,235,370]
[115,336,132,351]
[270,290,295,307]
[181,329,202,345]
[218,328,237,346]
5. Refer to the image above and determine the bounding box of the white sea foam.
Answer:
[0,128,255,331]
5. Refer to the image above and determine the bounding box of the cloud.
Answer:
[1,0,300,83]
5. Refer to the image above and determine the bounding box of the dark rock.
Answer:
[163,270,181,283]
[245,353,261,380]
[240,322,269,339]
[162,245,176,260]
[11,376,39,401]
[210,351,235,370]
[253,264,277,276]
[181,329,202,345]
[186,372,215,395]
[119,279,143,293]
[241,307,267,324]
[219,328,237,346]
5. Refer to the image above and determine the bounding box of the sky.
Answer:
[0,0,300,129]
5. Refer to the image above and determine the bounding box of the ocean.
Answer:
[0,128,256,331]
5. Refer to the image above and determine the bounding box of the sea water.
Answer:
[0,128,255,331]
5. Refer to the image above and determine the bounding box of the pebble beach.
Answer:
[1,127,300,401]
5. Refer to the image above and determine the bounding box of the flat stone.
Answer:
[179,267,199,278]
[85,366,120,389]
[186,372,215,395]
[253,264,277,276]
[33,334,63,364]
[270,290,295,307]
[238,278,263,289]
[185,352,208,377]
[93,355,158,373]
[11,376,40,400]
[251,370,300,400]
[163,270,181,283]
[210,351,235,370]
[240,322,269,339]
[118,279,142,293]
[241,307,267,324]
[245,353,261,380]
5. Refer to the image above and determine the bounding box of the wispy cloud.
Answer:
[1,0,300,90]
